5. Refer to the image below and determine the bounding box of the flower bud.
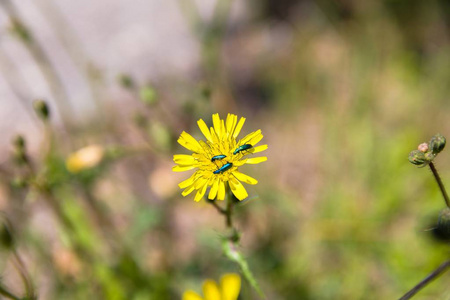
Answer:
[9,18,32,43]
[150,122,171,151]
[66,145,104,173]
[0,221,14,250]
[139,86,157,105]
[11,177,27,188]
[432,208,450,242]
[201,85,211,100]
[133,113,147,128]
[430,134,446,155]
[408,150,428,166]
[424,151,435,161]
[33,100,50,121]
[118,74,134,89]
[12,135,28,165]
[417,143,428,152]
[13,135,25,150]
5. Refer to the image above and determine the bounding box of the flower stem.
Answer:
[12,250,34,298]
[209,200,227,215]
[225,188,234,229]
[399,260,450,300]
[429,162,450,208]
[0,283,21,300]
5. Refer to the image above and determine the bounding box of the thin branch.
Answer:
[429,162,450,208]
[0,283,21,300]
[12,250,34,298]
[399,260,450,300]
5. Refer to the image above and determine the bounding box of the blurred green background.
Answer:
[0,0,450,299]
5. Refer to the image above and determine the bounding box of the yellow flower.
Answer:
[66,145,104,173]
[183,273,241,300]
[173,113,267,201]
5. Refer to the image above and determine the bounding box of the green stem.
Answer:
[209,200,227,215]
[12,250,34,298]
[429,162,450,208]
[225,188,234,229]
[399,260,450,300]
[0,284,21,300]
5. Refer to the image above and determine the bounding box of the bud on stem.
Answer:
[33,100,50,121]
[430,134,446,155]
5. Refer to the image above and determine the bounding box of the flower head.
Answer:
[66,145,104,173]
[173,113,267,201]
[183,273,241,300]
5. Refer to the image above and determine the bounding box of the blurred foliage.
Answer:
[0,0,450,299]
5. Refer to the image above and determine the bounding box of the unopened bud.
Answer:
[430,134,446,155]
[12,135,27,165]
[13,135,25,151]
[201,85,211,100]
[33,100,50,121]
[433,208,450,242]
[151,122,171,150]
[409,150,428,166]
[11,177,27,188]
[133,113,147,128]
[418,143,428,153]
[139,86,157,105]
[424,151,435,162]
[0,222,14,250]
[118,74,134,89]
[9,18,32,43]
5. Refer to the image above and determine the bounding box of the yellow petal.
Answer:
[182,185,196,196]
[220,119,226,139]
[203,279,221,300]
[217,180,226,200]
[245,157,267,164]
[212,114,222,139]
[210,127,219,144]
[232,117,246,139]
[173,165,196,172]
[232,171,258,185]
[194,181,208,202]
[208,178,219,199]
[198,140,214,158]
[179,173,197,188]
[239,130,262,146]
[178,131,202,153]
[173,154,197,165]
[198,119,213,142]
[195,177,208,189]
[233,160,247,167]
[226,114,237,136]
[252,144,268,154]
[229,177,248,200]
[220,273,241,300]
[183,290,204,300]
[247,132,263,146]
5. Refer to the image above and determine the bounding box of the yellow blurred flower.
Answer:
[66,145,104,173]
[173,113,267,201]
[183,273,241,300]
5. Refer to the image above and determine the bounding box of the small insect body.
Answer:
[233,144,253,155]
[211,154,227,162]
[213,162,233,174]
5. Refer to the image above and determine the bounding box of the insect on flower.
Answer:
[213,162,233,174]
[173,113,268,201]
[233,144,253,155]
[211,154,227,162]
